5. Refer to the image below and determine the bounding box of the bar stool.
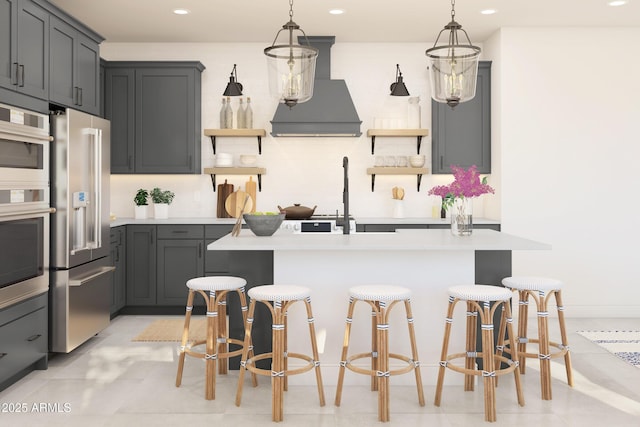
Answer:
[235,285,325,422]
[434,285,524,423]
[334,285,425,422]
[502,276,573,400]
[175,276,254,400]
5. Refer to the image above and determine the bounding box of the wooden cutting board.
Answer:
[217,180,234,218]
[245,177,257,213]
[225,189,253,218]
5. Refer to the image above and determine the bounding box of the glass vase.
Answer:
[451,197,473,236]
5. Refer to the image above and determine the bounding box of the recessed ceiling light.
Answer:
[329,9,345,15]
[608,1,627,6]
[480,9,497,15]
[173,8,190,15]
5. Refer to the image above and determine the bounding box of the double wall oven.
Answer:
[0,103,52,310]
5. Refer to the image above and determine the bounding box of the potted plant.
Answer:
[150,187,175,219]
[134,188,149,219]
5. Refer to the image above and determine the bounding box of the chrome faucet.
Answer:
[343,156,350,234]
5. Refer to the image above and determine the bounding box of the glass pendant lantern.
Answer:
[426,0,481,108]
[264,0,318,108]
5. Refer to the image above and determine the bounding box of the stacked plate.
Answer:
[215,153,233,167]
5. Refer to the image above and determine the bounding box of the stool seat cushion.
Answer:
[502,276,563,291]
[448,285,513,302]
[248,285,310,302]
[349,285,412,302]
[187,276,247,291]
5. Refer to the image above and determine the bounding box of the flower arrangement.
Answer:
[428,165,494,210]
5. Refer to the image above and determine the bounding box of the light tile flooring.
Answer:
[1,316,639,426]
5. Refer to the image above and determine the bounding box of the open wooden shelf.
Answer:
[366,128,429,154]
[366,167,429,192]
[204,128,267,154]
[203,167,267,191]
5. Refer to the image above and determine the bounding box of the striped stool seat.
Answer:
[434,284,524,423]
[335,285,425,422]
[235,285,325,422]
[502,276,573,400]
[175,276,254,400]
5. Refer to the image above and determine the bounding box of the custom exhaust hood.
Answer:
[270,36,362,137]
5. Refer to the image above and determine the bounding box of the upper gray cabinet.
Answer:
[431,61,491,174]
[104,61,205,174]
[0,0,49,100]
[49,14,101,115]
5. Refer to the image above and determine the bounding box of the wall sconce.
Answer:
[264,0,318,108]
[390,64,410,96]
[425,0,481,108]
[223,64,243,96]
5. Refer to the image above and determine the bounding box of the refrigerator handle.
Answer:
[92,128,103,250]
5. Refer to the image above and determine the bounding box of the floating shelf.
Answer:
[204,129,267,154]
[366,167,429,192]
[204,167,267,192]
[366,129,430,154]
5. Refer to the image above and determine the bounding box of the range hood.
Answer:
[270,36,362,137]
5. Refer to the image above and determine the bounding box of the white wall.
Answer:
[492,28,640,317]
[103,28,640,317]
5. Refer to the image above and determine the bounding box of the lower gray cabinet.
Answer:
[110,226,126,315]
[156,225,204,306]
[0,293,48,391]
[126,225,156,306]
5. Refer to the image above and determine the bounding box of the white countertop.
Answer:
[356,217,500,225]
[207,228,550,252]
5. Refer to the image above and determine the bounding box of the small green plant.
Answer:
[134,189,149,206]
[150,187,175,204]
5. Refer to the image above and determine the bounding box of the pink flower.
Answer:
[428,165,494,205]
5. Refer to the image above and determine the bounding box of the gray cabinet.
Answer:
[109,226,126,315]
[432,61,491,174]
[49,14,101,115]
[0,0,49,100]
[156,225,204,306]
[104,61,205,174]
[126,225,156,306]
[0,293,47,392]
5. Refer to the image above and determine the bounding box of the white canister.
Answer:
[408,97,421,128]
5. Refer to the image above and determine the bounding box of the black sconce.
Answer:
[223,64,243,96]
[390,64,410,96]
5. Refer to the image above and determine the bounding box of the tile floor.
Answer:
[1,316,639,426]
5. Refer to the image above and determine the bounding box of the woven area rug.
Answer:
[577,330,640,368]
[132,318,207,342]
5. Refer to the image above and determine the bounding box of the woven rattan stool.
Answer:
[434,285,524,422]
[175,276,254,400]
[334,285,425,422]
[235,285,325,422]
[502,276,573,400]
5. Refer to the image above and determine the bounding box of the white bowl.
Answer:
[239,154,257,167]
[409,155,425,168]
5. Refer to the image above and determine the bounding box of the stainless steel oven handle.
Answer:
[69,266,115,287]
[0,207,55,218]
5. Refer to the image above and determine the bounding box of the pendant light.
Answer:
[264,0,318,108]
[426,0,481,108]
[390,64,410,96]
[223,64,243,96]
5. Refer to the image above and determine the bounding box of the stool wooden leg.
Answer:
[537,290,552,400]
[464,301,477,391]
[479,300,497,422]
[335,297,356,407]
[304,297,326,407]
[517,290,529,374]
[272,301,286,422]
[235,300,257,407]
[217,292,228,375]
[377,303,389,422]
[554,290,573,387]
[504,301,525,407]
[175,290,195,387]
[205,291,218,400]
[434,296,456,407]
[371,302,380,391]
[236,288,257,387]
[404,299,425,407]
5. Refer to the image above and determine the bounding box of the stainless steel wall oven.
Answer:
[0,103,52,310]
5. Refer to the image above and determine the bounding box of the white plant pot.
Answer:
[134,205,148,219]
[154,203,169,219]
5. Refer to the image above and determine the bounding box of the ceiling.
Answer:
[48,0,640,43]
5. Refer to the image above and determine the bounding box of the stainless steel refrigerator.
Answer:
[49,108,114,353]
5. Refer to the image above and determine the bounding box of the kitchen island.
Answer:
[208,228,549,385]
